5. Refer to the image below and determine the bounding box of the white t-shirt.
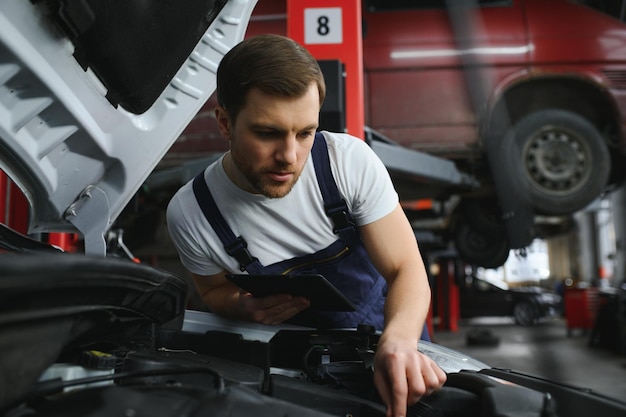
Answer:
[166,131,398,276]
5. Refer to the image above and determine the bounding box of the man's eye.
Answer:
[298,131,314,140]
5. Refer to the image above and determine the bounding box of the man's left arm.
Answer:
[360,203,447,417]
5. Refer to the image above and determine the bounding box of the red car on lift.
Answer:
[174,0,626,268]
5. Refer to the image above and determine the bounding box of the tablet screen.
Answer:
[226,273,356,312]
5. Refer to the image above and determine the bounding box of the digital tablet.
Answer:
[226,273,356,312]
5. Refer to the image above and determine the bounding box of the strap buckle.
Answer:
[225,237,258,272]
[326,201,355,234]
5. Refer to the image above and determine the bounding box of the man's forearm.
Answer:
[202,286,246,319]
[383,269,431,340]
[192,273,246,320]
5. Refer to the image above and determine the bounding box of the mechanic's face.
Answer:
[217,83,320,198]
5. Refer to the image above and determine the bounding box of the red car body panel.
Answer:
[362,1,528,155]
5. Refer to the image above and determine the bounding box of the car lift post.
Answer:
[0,170,29,235]
[435,258,460,332]
[286,0,364,139]
[1,170,78,251]
[286,0,439,336]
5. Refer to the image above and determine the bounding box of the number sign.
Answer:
[304,7,343,44]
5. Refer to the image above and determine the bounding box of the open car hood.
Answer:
[0,0,257,255]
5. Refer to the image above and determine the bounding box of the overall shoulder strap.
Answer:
[311,132,356,235]
[192,171,263,273]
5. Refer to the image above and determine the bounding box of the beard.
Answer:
[231,151,302,198]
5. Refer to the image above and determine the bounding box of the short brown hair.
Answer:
[216,34,326,122]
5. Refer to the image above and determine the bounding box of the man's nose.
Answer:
[275,136,298,164]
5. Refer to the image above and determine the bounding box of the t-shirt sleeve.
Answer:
[166,187,225,277]
[328,134,399,226]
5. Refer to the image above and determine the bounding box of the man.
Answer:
[167,34,446,417]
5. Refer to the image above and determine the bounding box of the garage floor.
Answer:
[432,317,626,402]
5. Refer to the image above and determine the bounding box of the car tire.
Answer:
[466,328,500,347]
[513,301,537,326]
[499,109,610,215]
[453,221,510,268]
[459,197,507,239]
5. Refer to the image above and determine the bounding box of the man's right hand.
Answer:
[191,271,310,324]
[238,291,310,325]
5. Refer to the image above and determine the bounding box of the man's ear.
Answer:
[215,106,231,140]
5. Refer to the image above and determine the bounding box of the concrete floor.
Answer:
[432,317,626,402]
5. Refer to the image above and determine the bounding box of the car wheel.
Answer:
[453,221,510,268]
[466,328,500,347]
[500,109,610,215]
[513,301,537,326]
[459,197,507,239]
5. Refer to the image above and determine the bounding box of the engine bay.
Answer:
[3,254,623,417]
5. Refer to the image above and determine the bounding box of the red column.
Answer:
[287,0,364,139]
[48,232,80,252]
[0,170,29,234]
[436,259,460,332]
[447,260,460,332]
[1,170,80,251]
[0,171,7,225]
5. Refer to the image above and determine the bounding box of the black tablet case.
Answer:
[226,274,356,311]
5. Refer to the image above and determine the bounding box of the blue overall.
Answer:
[193,132,429,340]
